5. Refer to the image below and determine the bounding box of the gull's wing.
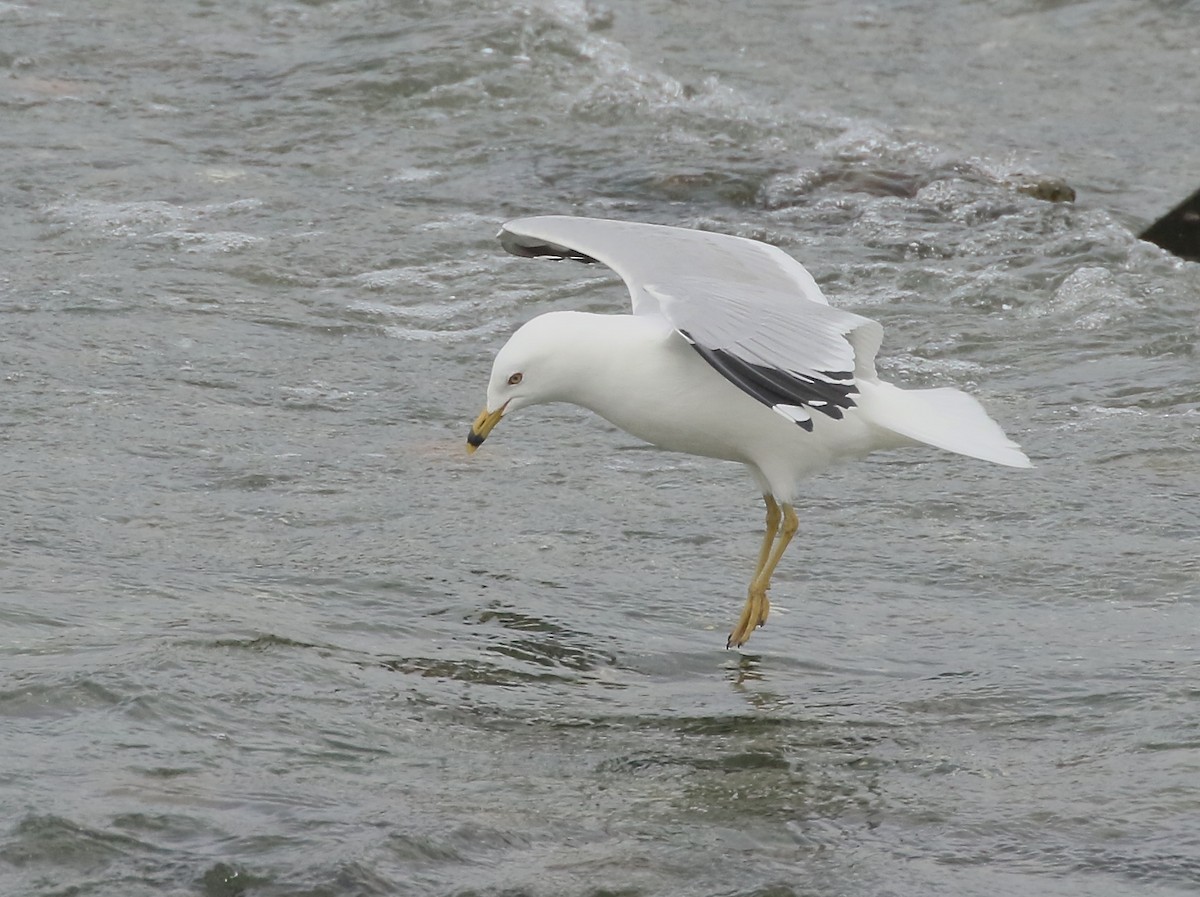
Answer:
[499,215,883,431]
[500,215,830,310]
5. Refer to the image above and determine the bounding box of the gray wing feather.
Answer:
[500,215,829,311]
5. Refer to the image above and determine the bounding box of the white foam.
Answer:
[382,321,507,343]
[46,198,264,240]
[1022,266,1142,331]
[146,230,264,252]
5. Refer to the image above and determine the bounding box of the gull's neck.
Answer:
[532,311,672,412]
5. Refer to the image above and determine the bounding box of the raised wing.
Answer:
[499,215,829,311]
[498,215,883,430]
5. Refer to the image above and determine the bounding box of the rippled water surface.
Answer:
[3,1,1199,895]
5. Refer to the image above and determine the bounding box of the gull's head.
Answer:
[467,312,582,454]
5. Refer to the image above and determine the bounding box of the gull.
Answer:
[467,216,1031,649]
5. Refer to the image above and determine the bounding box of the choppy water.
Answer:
[3,1,1199,895]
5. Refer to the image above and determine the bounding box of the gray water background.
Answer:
[2,1,1199,895]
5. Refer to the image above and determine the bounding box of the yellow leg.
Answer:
[752,502,798,596]
[728,497,793,649]
[752,496,782,584]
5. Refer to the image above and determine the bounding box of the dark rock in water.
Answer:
[1003,173,1076,203]
[1140,187,1200,261]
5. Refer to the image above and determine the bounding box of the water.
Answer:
[2,0,1199,894]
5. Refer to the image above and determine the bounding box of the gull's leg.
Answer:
[728,502,798,649]
[750,495,782,585]
[727,496,781,649]
[753,502,798,595]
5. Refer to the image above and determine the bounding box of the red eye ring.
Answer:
[507,372,523,386]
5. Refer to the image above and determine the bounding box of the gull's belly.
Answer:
[602,378,783,462]
[582,337,875,471]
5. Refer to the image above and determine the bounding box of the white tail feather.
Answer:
[856,380,1032,468]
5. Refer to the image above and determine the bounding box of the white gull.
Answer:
[468,216,1031,648]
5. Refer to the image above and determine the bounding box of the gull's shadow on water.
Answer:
[722,649,828,699]
[726,650,790,703]
[727,650,766,683]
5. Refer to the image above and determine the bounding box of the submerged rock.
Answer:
[1003,173,1077,203]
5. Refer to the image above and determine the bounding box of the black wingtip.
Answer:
[499,229,599,264]
[686,342,857,429]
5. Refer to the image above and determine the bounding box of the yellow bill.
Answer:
[466,406,505,454]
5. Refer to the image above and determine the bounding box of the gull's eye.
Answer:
[507,372,523,386]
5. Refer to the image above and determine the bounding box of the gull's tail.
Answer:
[856,380,1032,468]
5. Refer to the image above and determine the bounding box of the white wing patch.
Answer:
[772,404,813,425]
